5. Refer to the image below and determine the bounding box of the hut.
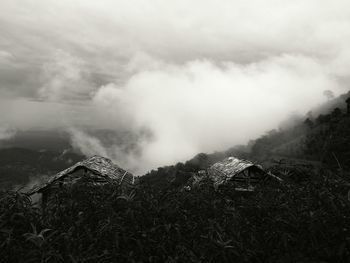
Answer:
[28,155,135,206]
[207,157,281,191]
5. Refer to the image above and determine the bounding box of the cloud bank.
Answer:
[88,54,344,173]
[1,0,350,173]
[0,124,16,141]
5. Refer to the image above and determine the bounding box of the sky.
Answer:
[1,0,350,173]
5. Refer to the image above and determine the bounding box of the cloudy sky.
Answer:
[1,0,350,173]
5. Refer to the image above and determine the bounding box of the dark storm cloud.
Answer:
[1,0,350,173]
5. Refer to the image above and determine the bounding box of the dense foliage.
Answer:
[1,167,350,262]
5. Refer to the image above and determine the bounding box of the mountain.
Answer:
[0,130,72,152]
[142,90,350,187]
[0,148,84,190]
[2,91,350,190]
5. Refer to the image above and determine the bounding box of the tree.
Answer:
[346,97,350,115]
[331,107,342,118]
[304,118,314,128]
[316,114,331,124]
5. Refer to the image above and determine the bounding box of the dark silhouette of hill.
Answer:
[0,148,84,190]
[0,130,72,152]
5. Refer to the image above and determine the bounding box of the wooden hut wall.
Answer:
[121,173,134,187]
[40,169,108,202]
[231,167,264,184]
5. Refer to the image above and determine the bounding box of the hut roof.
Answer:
[29,155,134,194]
[207,157,265,187]
[209,157,262,177]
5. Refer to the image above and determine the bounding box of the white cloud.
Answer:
[0,124,16,140]
[1,0,350,173]
[2,0,350,67]
[38,50,93,101]
[68,128,109,157]
[0,50,13,62]
[90,54,344,173]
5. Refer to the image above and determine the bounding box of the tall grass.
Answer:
[1,167,349,262]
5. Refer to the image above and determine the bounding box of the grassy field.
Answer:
[1,165,350,262]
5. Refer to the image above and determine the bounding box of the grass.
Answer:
[1,166,350,262]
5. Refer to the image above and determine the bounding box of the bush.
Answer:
[1,167,350,262]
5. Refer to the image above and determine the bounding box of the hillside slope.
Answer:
[142,90,350,187]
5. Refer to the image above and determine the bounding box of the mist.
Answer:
[1,0,350,174]
[0,124,16,141]
[86,55,344,173]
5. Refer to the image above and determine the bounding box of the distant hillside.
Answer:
[251,98,350,168]
[0,128,147,189]
[0,148,84,190]
[0,130,72,152]
[142,90,350,188]
[2,91,350,190]
[310,90,350,116]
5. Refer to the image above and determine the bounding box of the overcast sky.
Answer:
[1,0,350,173]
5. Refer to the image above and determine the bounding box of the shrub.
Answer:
[1,167,350,262]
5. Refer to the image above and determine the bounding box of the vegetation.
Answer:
[1,166,350,262]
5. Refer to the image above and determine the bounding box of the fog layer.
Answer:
[1,1,350,173]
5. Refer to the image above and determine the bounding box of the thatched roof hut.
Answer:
[29,156,135,196]
[207,157,280,190]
